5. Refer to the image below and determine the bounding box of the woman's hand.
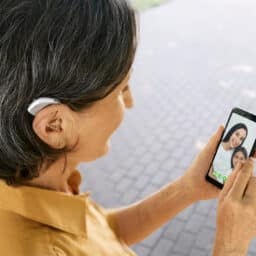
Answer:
[213,159,255,255]
[182,126,224,201]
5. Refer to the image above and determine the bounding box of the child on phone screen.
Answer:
[213,146,248,183]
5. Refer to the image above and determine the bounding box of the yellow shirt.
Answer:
[0,170,137,256]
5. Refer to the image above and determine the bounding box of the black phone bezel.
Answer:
[205,107,256,189]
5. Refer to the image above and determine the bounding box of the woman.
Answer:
[0,1,255,256]
[212,123,248,182]
[222,123,248,150]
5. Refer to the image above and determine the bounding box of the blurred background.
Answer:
[79,0,256,255]
[132,0,167,10]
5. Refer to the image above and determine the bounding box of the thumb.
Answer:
[205,125,225,154]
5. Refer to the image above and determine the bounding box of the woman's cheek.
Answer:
[118,94,126,114]
[112,97,125,130]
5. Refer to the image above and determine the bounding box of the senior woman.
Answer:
[0,1,256,256]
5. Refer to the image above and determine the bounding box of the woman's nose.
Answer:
[123,85,134,109]
[235,137,240,145]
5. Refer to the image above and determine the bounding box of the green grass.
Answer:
[132,0,166,10]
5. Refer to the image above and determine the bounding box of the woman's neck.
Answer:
[222,142,231,151]
[22,158,81,195]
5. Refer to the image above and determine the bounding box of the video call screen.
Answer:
[210,112,256,184]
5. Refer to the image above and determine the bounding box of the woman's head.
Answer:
[231,146,248,169]
[222,123,248,149]
[0,0,137,186]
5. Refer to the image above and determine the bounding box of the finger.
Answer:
[229,159,254,200]
[219,161,242,201]
[252,150,256,159]
[244,176,256,199]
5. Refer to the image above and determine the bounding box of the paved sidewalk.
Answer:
[79,0,256,255]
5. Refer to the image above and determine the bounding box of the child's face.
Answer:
[229,128,247,149]
[232,151,246,168]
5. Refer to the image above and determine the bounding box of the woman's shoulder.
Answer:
[86,196,109,216]
[0,210,53,256]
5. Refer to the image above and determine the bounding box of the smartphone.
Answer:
[206,107,256,189]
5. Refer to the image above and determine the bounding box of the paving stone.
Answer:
[195,201,214,216]
[132,244,151,256]
[144,161,162,176]
[195,227,215,251]
[171,147,186,160]
[185,213,206,233]
[190,248,208,256]
[149,142,165,154]
[110,170,128,183]
[160,158,177,173]
[153,150,170,162]
[141,228,165,248]
[209,201,217,214]
[163,218,185,240]
[176,204,196,221]
[133,175,151,190]
[150,170,168,186]
[133,146,148,157]
[138,184,161,200]
[205,216,216,230]
[119,188,140,204]
[120,156,139,169]
[248,239,256,254]
[127,164,145,179]
[173,232,196,255]
[116,177,135,192]
[139,153,155,165]
[150,239,173,256]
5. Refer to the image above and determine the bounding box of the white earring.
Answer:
[27,97,60,116]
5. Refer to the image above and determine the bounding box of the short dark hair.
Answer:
[231,146,248,168]
[0,0,138,186]
[222,123,248,147]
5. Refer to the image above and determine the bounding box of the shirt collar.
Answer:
[0,170,90,238]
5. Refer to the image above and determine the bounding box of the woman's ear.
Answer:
[32,104,71,149]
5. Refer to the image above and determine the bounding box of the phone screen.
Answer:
[206,108,256,188]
